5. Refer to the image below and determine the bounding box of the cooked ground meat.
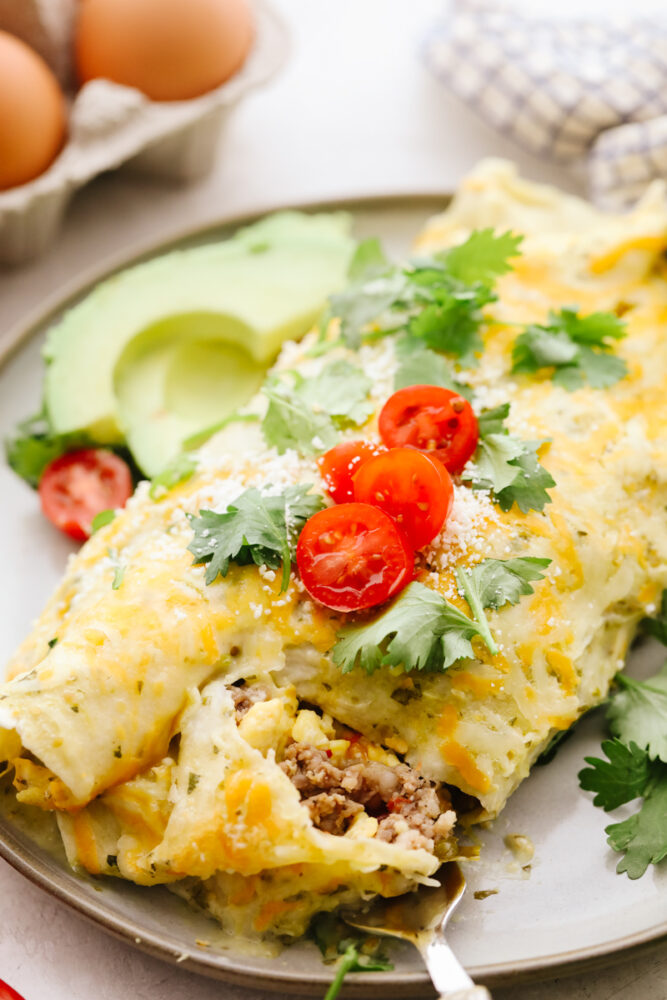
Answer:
[305,792,363,835]
[230,683,268,721]
[280,743,455,850]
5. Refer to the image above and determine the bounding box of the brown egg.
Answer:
[0,31,67,191]
[75,0,254,102]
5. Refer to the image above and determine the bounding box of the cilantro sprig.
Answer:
[310,913,393,1000]
[328,230,522,364]
[261,360,373,455]
[578,659,667,879]
[188,484,324,591]
[443,228,525,285]
[465,403,555,513]
[5,409,83,488]
[333,557,549,674]
[512,308,627,390]
[607,667,667,765]
[455,557,552,654]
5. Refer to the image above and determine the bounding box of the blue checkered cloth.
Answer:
[424,0,667,208]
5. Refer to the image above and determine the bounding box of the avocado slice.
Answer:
[114,331,266,476]
[43,212,355,469]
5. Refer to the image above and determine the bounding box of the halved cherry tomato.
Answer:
[38,449,133,541]
[378,385,479,475]
[296,502,413,612]
[317,439,386,504]
[353,447,453,549]
[0,981,27,1000]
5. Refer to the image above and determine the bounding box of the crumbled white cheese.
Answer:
[359,338,398,404]
[423,484,499,572]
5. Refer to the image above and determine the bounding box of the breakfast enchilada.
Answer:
[2,160,667,942]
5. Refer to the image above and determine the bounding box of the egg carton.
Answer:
[0,0,288,266]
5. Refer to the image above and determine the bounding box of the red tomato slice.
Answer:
[296,502,413,612]
[317,439,386,504]
[38,449,133,541]
[353,447,453,549]
[378,384,479,475]
[0,981,26,1000]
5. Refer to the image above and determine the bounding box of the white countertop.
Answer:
[0,1,665,998]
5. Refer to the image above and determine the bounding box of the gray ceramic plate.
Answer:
[0,196,666,995]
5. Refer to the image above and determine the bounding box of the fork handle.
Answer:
[424,933,492,999]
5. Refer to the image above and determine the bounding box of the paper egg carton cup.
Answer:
[0,0,288,266]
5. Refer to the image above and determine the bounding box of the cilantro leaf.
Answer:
[607,665,667,763]
[476,403,510,437]
[554,347,628,391]
[149,453,198,500]
[323,942,393,1000]
[333,582,484,674]
[262,360,373,455]
[493,450,556,514]
[440,228,523,285]
[641,590,667,645]
[347,237,390,284]
[333,558,548,675]
[329,271,408,349]
[455,557,550,655]
[407,283,493,367]
[512,308,628,390]
[6,433,63,488]
[466,403,555,512]
[470,403,527,492]
[262,381,339,455]
[464,557,551,610]
[5,410,81,488]
[473,433,526,493]
[578,661,667,879]
[579,739,653,811]
[292,360,373,426]
[188,485,324,591]
[513,326,579,371]
[393,335,463,393]
[549,308,627,346]
[91,509,116,533]
[605,773,667,879]
[328,229,521,360]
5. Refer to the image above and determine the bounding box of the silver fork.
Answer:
[344,862,491,1000]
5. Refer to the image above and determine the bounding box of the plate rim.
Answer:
[1,192,665,994]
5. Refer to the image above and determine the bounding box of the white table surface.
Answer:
[0,1,665,998]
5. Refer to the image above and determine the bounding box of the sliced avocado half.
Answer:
[114,323,266,475]
[44,212,355,473]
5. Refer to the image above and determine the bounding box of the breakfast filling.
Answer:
[231,681,457,851]
[280,743,456,851]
